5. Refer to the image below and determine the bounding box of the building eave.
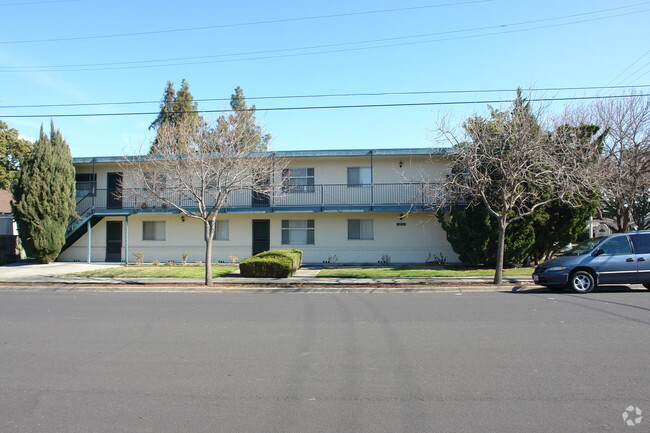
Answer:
[73,147,453,164]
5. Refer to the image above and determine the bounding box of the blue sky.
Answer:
[0,0,649,157]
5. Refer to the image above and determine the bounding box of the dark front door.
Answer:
[106,221,122,262]
[252,219,270,256]
[107,172,123,209]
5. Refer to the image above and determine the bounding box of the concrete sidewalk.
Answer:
[0,260,537,293]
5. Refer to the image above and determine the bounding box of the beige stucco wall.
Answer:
[74,153,451,189]
[58,211,458,264]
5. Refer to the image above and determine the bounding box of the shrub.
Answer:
[166,260,176,266]
[239,249,303,278]
[133,250,144,265]
[152,260,160,266]
[181,251,189,265]
[228,253,239,265]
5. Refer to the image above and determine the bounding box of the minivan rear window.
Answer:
[631,233,650,254]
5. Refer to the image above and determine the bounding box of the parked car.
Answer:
[533,231,650,293]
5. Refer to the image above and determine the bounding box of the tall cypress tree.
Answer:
[12,122,76,263]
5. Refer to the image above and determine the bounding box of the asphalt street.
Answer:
[0,289,649,433]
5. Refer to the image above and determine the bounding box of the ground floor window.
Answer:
[348,219,374,240]
[281,220,315,245]
[214,220,229,240]
[143,221,165,241]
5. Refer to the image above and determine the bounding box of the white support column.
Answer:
[87,219,92,263]
[124,215,129,264]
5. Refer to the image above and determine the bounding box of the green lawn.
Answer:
[316,266,534,278]
[68,265,237,278]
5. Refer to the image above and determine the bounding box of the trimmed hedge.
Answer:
[239,249,303,278]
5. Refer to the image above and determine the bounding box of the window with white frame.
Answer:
[143,221,166,241]
[213,220,229,240]
[282,168,315,193]
[281,220,315,245]
[347,167,372,187]
[75,173,96,197]
[348,219,374,240]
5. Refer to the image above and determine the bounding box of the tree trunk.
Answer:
[494,217,507,285]
[204,221,214,286]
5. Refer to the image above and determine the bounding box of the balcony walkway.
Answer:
[75,183,445,217]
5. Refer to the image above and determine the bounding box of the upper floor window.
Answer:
[143,172,166,192]
[75,173,96,197]
[347,167,371,187]
[282,168,315,193]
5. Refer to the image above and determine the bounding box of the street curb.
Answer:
[0,284,535,294]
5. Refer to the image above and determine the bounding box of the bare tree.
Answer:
[591,92,650,231]
[122,117,286,285]
[436,91,601,284]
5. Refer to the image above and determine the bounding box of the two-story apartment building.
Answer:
[59,148,458,264]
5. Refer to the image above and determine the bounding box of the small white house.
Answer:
[59,148,458,264]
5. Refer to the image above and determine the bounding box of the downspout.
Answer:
[271,152,275,209]
[370,150,374,208]
[92,158,96,211]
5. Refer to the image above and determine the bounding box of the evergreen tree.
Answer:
[528,124,604,263]
[437,204,534,266]
[0,120,33,190]
[529,199,598,263]
[149,79,202,153]
[439,122,604,267]
[12,122,76,263]
[217,86,270,151]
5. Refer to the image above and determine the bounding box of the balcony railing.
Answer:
[76,183,447,215]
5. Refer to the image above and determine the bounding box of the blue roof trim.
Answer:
[73,147,452,164]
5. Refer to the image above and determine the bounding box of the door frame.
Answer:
[107,172,123,209]
[105,220,123,262]
[252,219,270,256]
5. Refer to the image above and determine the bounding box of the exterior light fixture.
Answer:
[181,215,185,223]
[399,160,403,168]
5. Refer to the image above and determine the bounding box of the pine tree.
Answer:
[149,79,202,153]
[12,122,76,263]
[217,86,270,151]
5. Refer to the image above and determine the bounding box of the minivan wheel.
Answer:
[569,271,596,293]
[644,283,650,290]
